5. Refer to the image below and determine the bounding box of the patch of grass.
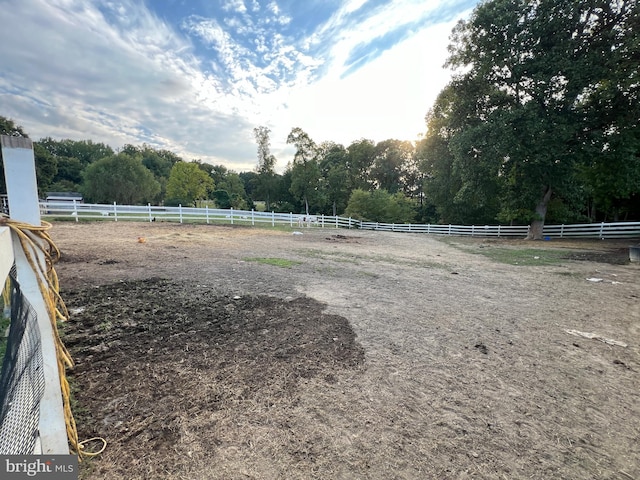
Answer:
[472,247,568,265]
[244,257,302,268]
[299,249,361,264]
[0,315,9,361]
[298,248,447,270]
[0,293,10,360]
[99,320,113,332]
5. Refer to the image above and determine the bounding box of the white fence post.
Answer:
[272,211,275,227]
[148,203,152,222]
[179,204,183,223]
[560,224,564,238]
[113,201,118,222]
[206,205,209,224]
[230,207,234,225]
[599,222,605,239]
[73,199,78,222]
[251,209,255,226]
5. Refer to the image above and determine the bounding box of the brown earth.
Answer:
[51,221,640,480]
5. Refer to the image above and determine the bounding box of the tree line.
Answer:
[1,0,638,238]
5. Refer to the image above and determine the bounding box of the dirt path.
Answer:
[51,222,640,479]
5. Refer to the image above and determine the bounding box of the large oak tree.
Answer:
[442,0,639,238]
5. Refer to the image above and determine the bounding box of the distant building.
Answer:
[45,192,83,204]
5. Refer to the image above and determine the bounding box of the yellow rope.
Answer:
[2,276,10,311]
[0,216,106,459]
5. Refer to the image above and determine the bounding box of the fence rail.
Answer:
[39,201,640,240]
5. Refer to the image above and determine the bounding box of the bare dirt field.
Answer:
[51,221,640,480]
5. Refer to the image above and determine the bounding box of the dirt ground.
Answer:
[51,221,639,480]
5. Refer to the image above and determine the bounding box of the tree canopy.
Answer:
[166,161,214,207]
[426,0,640,237]
[253,126,278,210]
[82,153,160,204]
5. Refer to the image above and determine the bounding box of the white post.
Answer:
[148,203,152,223]
[179,204,183,223]
[230,207,234,225]
[272,211,275,227]
[113,201,118,222]
[251,209,255,226]
[72,199,78,222]
[290,212,293,227]
[206,205,209,224]
[0,135,69,454]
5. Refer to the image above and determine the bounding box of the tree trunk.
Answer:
[332,200,337,217]
[304,196,309,216]
[526,185,552,240]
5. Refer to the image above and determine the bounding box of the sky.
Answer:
[0,0,479,173]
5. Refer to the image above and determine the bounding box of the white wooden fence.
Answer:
[39,201,640,240]
[40,201,357,229]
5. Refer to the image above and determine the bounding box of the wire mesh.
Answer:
[0,268,45,454]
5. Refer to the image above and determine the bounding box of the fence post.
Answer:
[448,224,452,235]
[272,211,275,227]
[73,199,78,222]
[290,212,293,227]
[251,209,255,226]
[148,203,152,222]
[599,222,605,239]
[349,217,352,229]
[113,201,118,222]
[471,225,475,236]
[560,224,564,238]
[230,207,234,225]
[179,204,183,223]
[0,135,69,454]
[497,224,500,237]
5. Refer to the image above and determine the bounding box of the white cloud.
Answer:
[0,0,259,169]
[222,0,248,14]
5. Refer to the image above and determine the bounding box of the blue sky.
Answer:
[0,0,478,172]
